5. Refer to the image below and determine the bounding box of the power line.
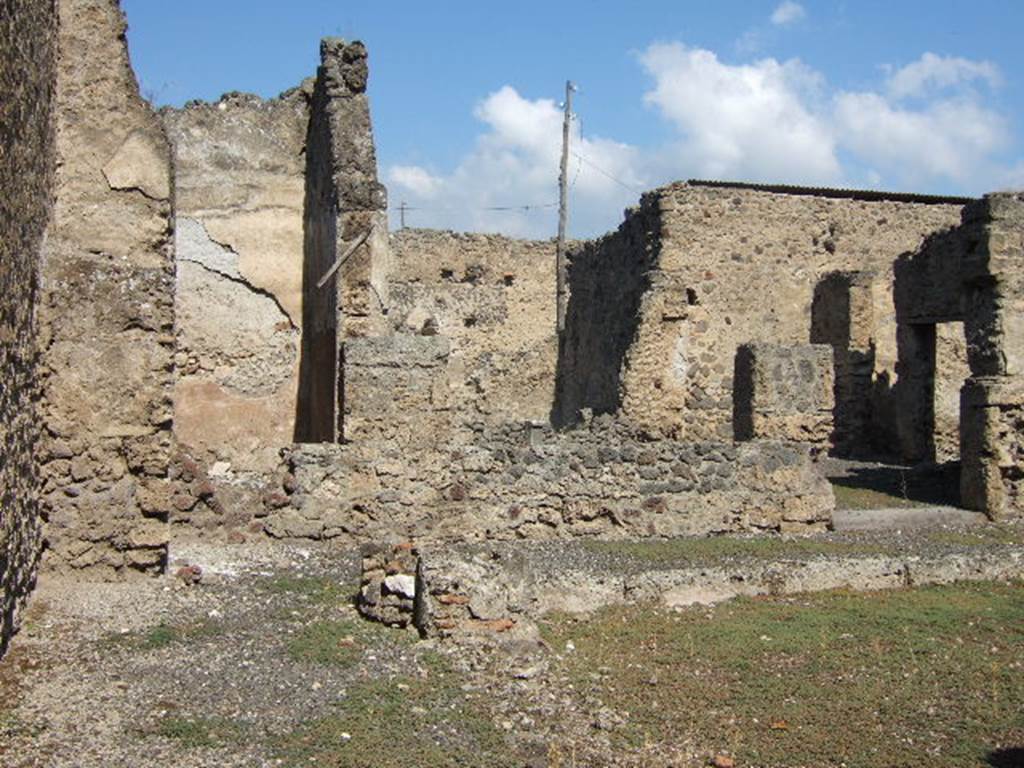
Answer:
[570,150,643,195]
[388,201,557,214]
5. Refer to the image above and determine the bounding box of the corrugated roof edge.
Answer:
[686,179,976,206]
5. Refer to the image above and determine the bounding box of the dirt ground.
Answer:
[1,535,1022,768]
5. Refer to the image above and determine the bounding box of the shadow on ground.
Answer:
[829,461,961,510]
[988,747,1024,767]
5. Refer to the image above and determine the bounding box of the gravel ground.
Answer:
[1,525,1021,767]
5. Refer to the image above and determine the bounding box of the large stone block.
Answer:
[733,343,834,446]
[960,376,1024,520]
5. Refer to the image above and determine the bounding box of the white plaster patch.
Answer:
[671,326,690,383]
[102,131,170,200]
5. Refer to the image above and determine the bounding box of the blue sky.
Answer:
[123,0,1024,237]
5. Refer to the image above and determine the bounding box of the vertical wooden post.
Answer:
[556,80,574,334]
[399,200,407,229]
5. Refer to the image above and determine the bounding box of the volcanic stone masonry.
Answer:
[0,0,56,655]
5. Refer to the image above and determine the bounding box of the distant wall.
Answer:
[390,229,558,427]
[560,183,965,454]
[554,196,662,427]
[163,89,309,529]
[0,0,56,655]
[38,0,174,577]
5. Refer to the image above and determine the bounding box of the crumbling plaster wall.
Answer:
[38,0,174,577]
[163,90,310,528]
[573,183,965,451]
[390,229,559,426]
[0,0,56,655]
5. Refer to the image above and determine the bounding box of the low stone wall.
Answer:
[263,417,834,542]
[0,0,56,655]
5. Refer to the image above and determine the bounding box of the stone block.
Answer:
[733,343,834,444]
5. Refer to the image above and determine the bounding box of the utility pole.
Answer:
[399,201,407,229]
[556,80,575,335]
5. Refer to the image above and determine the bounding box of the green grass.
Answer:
[275,652,517,768]
[832,482,932,510]
[582,535,876,564]
[150,716,242,749]
[286,615,414,667]
[261,575,353,605]
[925,526,1024,548]
[541,581,1024,767]
[103,618,224,651]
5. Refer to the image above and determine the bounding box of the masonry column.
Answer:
[960,194,1024,518]
[296,38,390,442]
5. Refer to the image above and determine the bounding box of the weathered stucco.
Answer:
[0,0,56,655]
[38,0,175,577]
[163,90,309,526]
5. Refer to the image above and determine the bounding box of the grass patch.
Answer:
[832,482,935,510]
[262,575,352,605]
[924,525,1024,548]
[149,715,242,749]
[103,618,224,651]
[275,652,517,768]
[286,616,413,667]
[582,535,877,564]
[541,581,1024,767]
[830,463,960,510]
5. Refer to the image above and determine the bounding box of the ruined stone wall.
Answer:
[390,230,558,426]
[38,0,174,577]
[163,90,310,530]
[342,335,454,448]
[554,195,662,427]
[597,183,964,452]
[296,39,390,442]
[263,419,833,542]
[0,0,56,654]
[957,195,1024,519]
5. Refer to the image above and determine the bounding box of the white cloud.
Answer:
[771,1,806,26]
[385,47,1017,237]
[886,52,1001,100]
[389,165,442,198]
[836,53,1007,188]
[386,86,644,238]
[835,92,1008,184]
[639,43,840,184]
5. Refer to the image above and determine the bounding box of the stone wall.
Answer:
[263,418,833,542]
[163,89,310,529]
[954,195,1024,518]
[554,196,662,426]
[562,182,966,455]
[295,39,390,443]
[390,229,558,426]
[0,0,56,655]
[38,0,174,577]
[342,335,454,448]
[733,343,834,447]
